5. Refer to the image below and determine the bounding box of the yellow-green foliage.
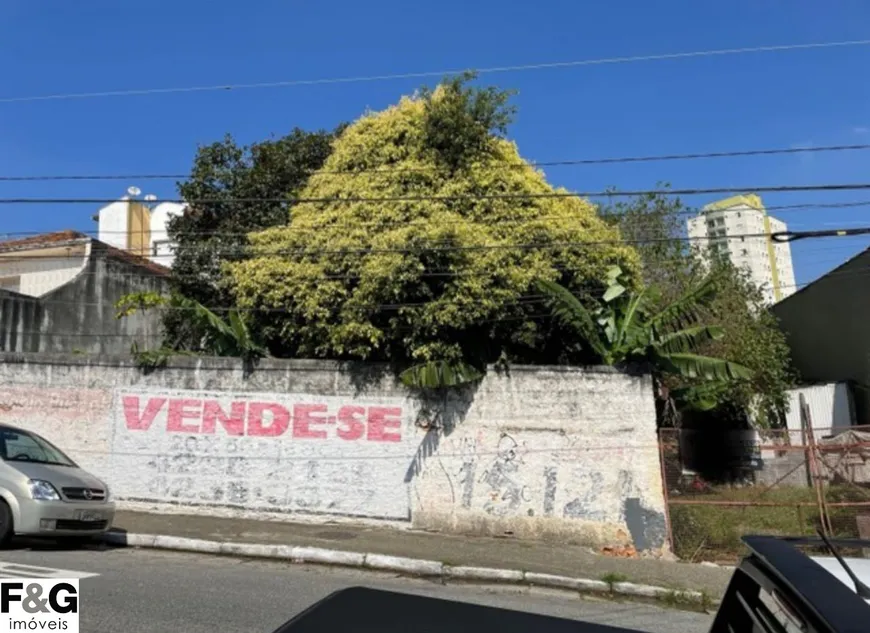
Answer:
[228,89,641,364]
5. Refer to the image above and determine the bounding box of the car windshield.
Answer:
[0,428,77,467]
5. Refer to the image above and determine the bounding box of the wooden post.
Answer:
[801,394,833,536]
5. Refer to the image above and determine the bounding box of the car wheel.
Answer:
[0,501,13,548]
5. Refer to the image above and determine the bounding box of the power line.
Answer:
[2,312,559,340]
[5,225,869,262]
[0,231,803,258]
[4,182,870,206]
[8,261,870,318]
[4,143,870,182]
[6,295,552,315]
[3,39,868,105]
[0,243,853,286]
[4,199,870,243]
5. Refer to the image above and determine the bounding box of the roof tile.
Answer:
[0,230,89,252]
[0,230,170,277]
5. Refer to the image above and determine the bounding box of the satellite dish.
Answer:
[144,194,157,202]
[127,186,141,197]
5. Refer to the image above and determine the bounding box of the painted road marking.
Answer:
[0,562,99,579]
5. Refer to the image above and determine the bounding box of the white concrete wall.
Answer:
[410,369,665,548]
[97,200,130,251]
[148,202,185,268]
[0,252,89,297]
[0,355,667,551]
[111,388,416,520]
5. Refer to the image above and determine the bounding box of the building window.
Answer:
[152,240,176,256]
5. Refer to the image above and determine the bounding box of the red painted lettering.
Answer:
[337,406,366,441]
[247,402,290,436]
[167,399,202,433]
[367,407,402,442]
[123,396,166,431]
[293,404,328,439]
[201,400,246,435]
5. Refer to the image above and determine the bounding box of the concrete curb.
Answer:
[100,532,715,609]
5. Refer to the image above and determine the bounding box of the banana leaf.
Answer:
[399,360,483,389]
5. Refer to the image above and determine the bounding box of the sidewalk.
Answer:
[109,510,733,598]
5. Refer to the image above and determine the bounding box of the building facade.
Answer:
[0,231,170,355]
[686,194,796,305]
[772,247,870,426]
[96,189,186,268]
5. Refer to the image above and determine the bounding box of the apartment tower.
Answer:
[686,194,796,304]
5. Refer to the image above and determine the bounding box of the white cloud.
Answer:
[853,126,869,135]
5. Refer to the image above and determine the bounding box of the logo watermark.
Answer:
[0,579,79,632]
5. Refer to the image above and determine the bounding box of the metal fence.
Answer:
[659,400,870,562]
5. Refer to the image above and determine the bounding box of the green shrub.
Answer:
[669,485,867,561]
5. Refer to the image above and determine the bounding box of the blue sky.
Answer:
[1,0,869,288]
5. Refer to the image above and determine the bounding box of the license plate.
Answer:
[74,511,103,522]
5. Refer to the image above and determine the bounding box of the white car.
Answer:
[0,424,116,547]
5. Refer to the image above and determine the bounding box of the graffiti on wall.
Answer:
[437,432,629,524]
[111,389,418,520]
[478,434,532,516]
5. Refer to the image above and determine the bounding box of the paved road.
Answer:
[0,542,713,633]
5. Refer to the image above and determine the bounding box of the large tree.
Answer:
[688,261,797,428]
[598,191,796,428]
[163,126,346,341]
[597,185,695,301]
[227,74,641,375]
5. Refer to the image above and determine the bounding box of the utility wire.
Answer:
[4,225,869,261]
[0,231,809,258]
[1,245,852,285]
[8,262,870,318]
[7,295,552,315]
[4,182,870,206]
[3,39,868,104]
[3,144,870,182]
[4,199,870,243]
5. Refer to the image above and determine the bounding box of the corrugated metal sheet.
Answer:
[783,382,856,440]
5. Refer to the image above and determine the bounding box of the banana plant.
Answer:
[537,266,752,393]
[398,360,484,390]
[115,291,267,364]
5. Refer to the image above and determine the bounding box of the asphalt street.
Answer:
[0,542,714,633]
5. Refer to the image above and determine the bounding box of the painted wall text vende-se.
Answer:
[122,395,402,442]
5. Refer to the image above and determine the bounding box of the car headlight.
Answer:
[29,480,61,501]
